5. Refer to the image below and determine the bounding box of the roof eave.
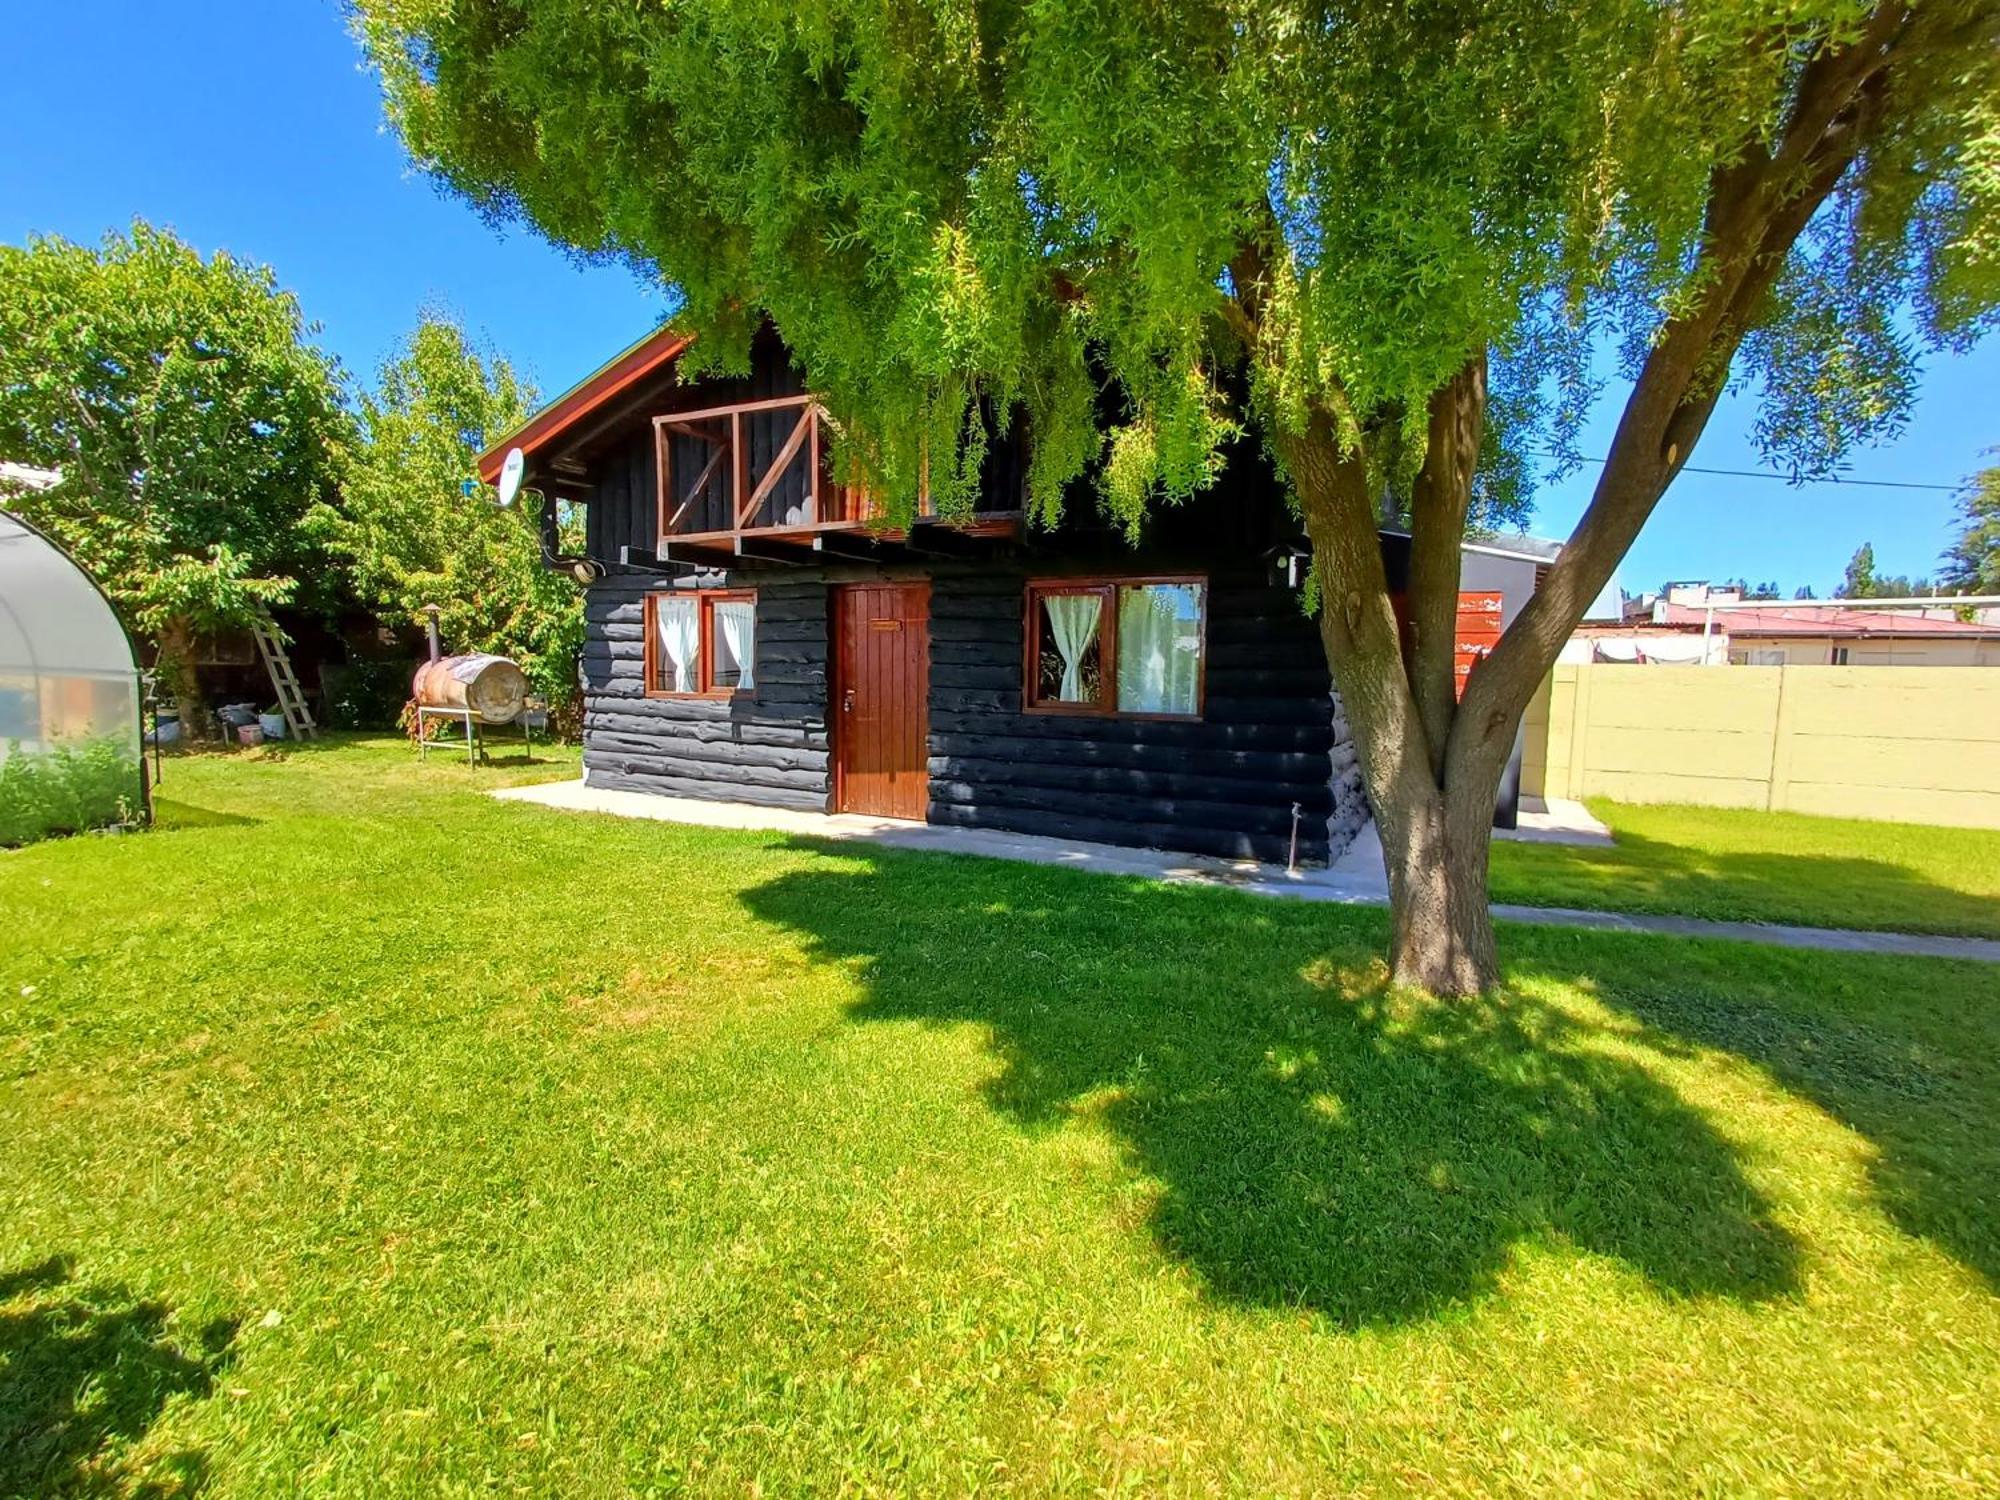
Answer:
[474,324,695,485]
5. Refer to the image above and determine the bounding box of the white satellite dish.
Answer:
[496,447,526,508]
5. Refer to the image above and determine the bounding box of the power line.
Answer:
[1537,451,1959,493]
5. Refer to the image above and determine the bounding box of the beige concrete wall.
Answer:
[1522,665,2000,828]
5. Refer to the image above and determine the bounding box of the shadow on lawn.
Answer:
[150,797,260,832]
[0,1257,236,1497]
[745,845,1804,1327]
[1496,826,1996,938]
[1509,933,2000,1291]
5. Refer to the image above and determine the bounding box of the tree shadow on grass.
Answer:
[743,845,1802,1327]
[0,1257,236,1497]
[1505,931,2000,1291]
[1494,826,1998,939]
[150,797,259,832]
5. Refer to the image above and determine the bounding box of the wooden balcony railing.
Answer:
[655,394,875,544]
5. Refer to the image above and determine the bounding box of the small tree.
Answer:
[1837,541,1929,598]
[1940,458,2000,593]
[310,313,583,717]
[0,222,347,732]
[1840,543,1879,597]
[356,1,2000,993]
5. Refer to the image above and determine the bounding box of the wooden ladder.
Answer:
[250,616,319,740]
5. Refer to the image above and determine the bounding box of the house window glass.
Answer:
[653,596,700,693]
[1026,578,1205,718]
[1116,583,1203,716]
[711,599,757,690]
[647,590,755,696]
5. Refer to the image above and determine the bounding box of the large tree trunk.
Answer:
[1283,400,1505,996]
[1375,782,1499,994]
[155,616,207,740]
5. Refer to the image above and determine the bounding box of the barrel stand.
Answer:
[416,706,535,764]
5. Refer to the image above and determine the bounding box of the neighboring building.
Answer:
[1563,580,2000,666]
[1709,605,2000,665]
[476,325,1551,864]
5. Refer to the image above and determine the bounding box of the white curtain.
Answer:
[1117,584,1201,715]
[1044,593,1102,701]
[656,596,700,691]
[713,599,756,689]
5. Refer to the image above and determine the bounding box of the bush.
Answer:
[322,658,414,730]
[0,738,141,847]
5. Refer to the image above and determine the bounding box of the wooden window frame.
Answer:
[1022,575,1208,720]
[643,589,759,698]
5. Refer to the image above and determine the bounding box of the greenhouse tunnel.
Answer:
[0,506,150,838]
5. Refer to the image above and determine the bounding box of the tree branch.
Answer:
[1404,352,1485,783]
[1445,1,1908,790]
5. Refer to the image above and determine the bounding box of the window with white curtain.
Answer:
[1026,578,1205,717]
[646,590,756,696]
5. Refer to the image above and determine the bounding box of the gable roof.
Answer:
[475,323,692,484]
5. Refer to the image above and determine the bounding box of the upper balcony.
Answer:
[645,393,1019,569]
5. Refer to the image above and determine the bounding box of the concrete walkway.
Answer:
[493,779,2000,964]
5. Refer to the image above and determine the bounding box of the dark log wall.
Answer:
[926,564,1335,865]
[577,558,1337,864]
[579,574,831,813]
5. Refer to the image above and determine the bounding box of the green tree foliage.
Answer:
[1836,540,1929,598]
[1719,578,1783,600]
[309,313,582,713]
[1841,542,1877,596]
[0,222,347,727]
[1940,457,2000,593]
[353,0,2000,992]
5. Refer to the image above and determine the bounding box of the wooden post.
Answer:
[808,403,821,524]
[731,410,747,526]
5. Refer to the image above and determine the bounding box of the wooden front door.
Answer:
[833,582,931,819]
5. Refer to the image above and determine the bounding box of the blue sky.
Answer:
[3,1,1992,598]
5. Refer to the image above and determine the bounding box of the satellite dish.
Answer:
[496,447,526,508]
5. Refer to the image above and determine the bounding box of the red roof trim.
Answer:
[475,325,694,483]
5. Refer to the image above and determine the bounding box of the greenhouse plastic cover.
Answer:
[0,508,141,758]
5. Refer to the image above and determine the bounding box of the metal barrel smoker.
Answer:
[412,605,532,761]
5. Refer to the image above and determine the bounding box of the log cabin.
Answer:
[478,324,1538,865]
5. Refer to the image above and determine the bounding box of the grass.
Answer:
[2,736,1997,1495]
[1491,798,2000,939]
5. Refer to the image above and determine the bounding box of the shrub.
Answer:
[322,657,414,730]
[0,737,141,847]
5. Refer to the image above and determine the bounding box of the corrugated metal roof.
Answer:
[1658,603,2000,637]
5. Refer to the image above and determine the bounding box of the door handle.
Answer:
[842,688,856,713]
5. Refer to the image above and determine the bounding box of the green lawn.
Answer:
[1491,799,2000,939]
[3,738,1997,1495]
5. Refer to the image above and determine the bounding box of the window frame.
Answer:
[1022,575,1208,720]
[643,588,759,698]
